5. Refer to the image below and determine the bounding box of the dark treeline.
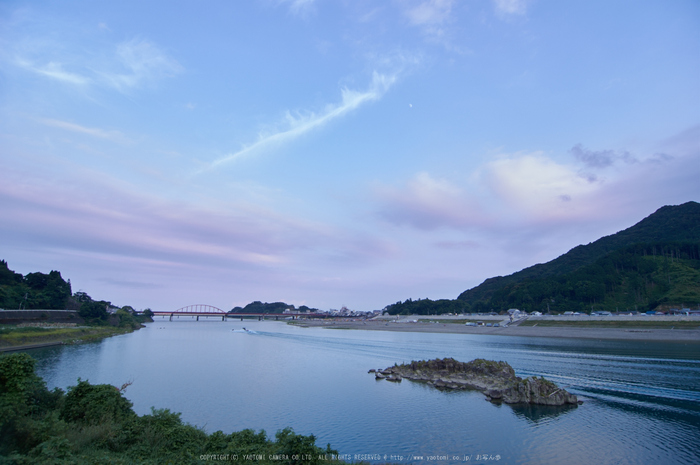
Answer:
[383,298,469,316]
[0,353,337,464]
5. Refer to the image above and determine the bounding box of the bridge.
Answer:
[150,305,334,321]
[151,305,228,321]
[227,312,330,321]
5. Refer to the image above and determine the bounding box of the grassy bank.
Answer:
[0,323,147,351]
[518,319,700,329]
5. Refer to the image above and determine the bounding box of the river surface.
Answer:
[28,318,700,464]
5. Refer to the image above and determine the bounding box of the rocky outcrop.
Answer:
[372,358,580,406]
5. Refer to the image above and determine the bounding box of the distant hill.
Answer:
[229,301,320,314]
[385,202,700,315]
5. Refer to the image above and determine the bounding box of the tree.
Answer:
[78,300,109,321]
[73,291,92,303]
[60,379,135,425]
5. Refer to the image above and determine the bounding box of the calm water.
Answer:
[28,319,700,464]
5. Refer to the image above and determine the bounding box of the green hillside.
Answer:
[459,242,700,314]
[385,202,700,315]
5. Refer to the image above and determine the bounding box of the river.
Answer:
[28,318,700,464]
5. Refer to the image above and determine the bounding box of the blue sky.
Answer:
[1,0,698,312]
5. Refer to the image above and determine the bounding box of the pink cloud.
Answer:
[375,172,491,230]
[375,125,699,238]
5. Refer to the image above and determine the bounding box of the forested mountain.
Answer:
[385,202,700,315]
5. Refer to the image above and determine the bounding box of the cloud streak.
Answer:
[404,0,455,27]
[281,0,318,16]
[0,163,395,275]
[11,37,181,93]
[38,118,129,143]
[492,0,529,16]
[207,72,397,169]
[17,60,91,85]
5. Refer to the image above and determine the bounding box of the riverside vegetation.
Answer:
[0,352,338,464]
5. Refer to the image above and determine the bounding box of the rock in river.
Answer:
[372,358,580,406]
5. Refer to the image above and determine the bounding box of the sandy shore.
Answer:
[293,319,700,343]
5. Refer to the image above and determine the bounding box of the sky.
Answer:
[1,0,699,312]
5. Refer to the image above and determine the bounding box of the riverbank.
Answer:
[291,318,700,342]
[0,323,149,352]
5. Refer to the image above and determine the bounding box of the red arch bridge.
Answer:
[150,305,330,321]
[151,305,227,321]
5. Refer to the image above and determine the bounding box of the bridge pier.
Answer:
[196,315,199,321]
[170,313,173,321]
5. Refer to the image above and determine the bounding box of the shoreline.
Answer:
[0,341,66,353]
[292,319,700,343]
[0,323,149,353]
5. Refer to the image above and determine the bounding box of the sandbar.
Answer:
[293,319,700,343]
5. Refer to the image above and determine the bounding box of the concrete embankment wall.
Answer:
[0,310,84,324]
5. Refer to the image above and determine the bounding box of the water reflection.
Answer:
[509,403,579,424]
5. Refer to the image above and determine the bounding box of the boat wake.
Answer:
[232,328,258,334]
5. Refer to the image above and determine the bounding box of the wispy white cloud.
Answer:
[404,0,455,26]
[281,0,319,16]
[11,36,181,93]
[208,71,398,169]
[401,0,455,42]
[38,118,129,143]
[100,38,183,92]
[492,0,529,16]
[16,59,90,85]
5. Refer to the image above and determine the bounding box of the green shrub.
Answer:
[60,379,135,425]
